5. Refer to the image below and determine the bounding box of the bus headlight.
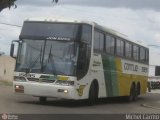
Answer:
[55,80,74,86]
[57,89,69,94]
[15,85,24,93]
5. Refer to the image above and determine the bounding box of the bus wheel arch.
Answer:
[87,79,99,105]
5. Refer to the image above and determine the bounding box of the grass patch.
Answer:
[0,80,13,86]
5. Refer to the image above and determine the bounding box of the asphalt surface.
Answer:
[0,85,160,114]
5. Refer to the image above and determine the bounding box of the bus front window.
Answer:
[16,40,78,76]
[16,40,45,73]
[43,41,78,75]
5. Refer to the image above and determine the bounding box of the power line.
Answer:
[0,22,22,27]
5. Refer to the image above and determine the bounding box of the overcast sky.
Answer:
[0,0,160,57]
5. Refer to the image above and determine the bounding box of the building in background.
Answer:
[0,55,15,81]
[149,51,160,89]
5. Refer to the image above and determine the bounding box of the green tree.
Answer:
[0,0,59,12]
[0,0,17,12]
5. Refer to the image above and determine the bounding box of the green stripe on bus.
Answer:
[102,54,119,97]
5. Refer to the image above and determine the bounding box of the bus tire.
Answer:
[126,84,135,102]
[137,83,141,95]
[39,97,47,103]
[88,81,98,105]
[133,85,138,101]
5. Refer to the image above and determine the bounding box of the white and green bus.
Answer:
[10,17,149,104]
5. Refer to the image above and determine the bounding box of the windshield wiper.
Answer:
[48,45,53,63]
[27,45,43,72]
[46,45,58,75]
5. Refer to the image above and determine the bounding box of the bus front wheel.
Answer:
[87,81,98,105]
[39,97,47,103]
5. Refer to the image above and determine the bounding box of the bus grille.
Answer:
[27,78,55,83]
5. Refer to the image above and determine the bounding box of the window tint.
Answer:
[133,45,139,61]
[99,33,104,50]
[140,47,145,62]
[155,66,160,76]
[125,42,132,58]
[145,49,149,63]
[20,22,79,40]
[81,24,92,44]
[94,31,99,50]
[116,39,124,56]
[77,43,91,79]
[93,28,149,65]
[106,35,115,54]
[94,30,104,52]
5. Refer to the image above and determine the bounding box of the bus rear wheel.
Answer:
[39,97,47,103]
[126,84,137,102]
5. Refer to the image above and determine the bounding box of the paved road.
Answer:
[0,85,160,114]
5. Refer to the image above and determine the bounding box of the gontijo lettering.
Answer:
[124,63,138,72]
[124,63,148,73]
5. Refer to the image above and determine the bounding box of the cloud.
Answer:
[154,33,160,44]
[1,5,160,54]
[16,0,160,11]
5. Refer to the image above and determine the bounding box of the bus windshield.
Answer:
[16,40,78,76]
[16,22,92,77]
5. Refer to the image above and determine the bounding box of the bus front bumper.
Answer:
[13,82,79,100]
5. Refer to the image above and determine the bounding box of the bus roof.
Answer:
[25,17,148,48]
[26,17,94,25]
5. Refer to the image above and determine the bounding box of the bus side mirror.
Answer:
[10,43,15,57]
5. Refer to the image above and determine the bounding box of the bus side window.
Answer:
[145,49,149,64]
[77,43,87,69]
[116,39,124,57]
[94,30,105,53]
[125,42,132,58]
[140,47,145,62]
[81,24,92,44]
[77,43,90,79]
[133,45,139,61]
[106,35,115,54]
